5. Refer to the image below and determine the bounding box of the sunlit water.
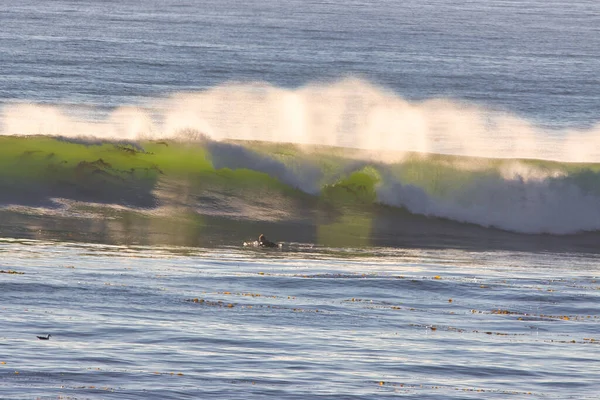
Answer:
[1,239,598,399]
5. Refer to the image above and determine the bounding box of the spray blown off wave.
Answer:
[1,134,600,239]
[2,79,600,162]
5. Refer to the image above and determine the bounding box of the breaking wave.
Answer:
[0,134,599,236]
[1,79,600,241]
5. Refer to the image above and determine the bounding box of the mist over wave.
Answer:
[2,79,600,162]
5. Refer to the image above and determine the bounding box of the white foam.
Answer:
[376,162,600,234]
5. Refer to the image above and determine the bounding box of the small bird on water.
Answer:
[36,334,51,340]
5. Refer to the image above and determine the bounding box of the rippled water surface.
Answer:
[1,239,598,399]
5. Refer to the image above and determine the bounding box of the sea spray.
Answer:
[3,79,600,162]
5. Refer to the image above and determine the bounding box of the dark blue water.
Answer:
[1,0,599,128]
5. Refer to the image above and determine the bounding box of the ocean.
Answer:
[1,0,599,398]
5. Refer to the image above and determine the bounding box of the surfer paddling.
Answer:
[258,234,278,248]
[243,234,281,248]
[36,334,51,340]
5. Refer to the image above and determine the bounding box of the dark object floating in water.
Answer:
[259,234,278,248]
[36,334,51,340]
[244,234,281,248]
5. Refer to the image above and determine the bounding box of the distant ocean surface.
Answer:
[2,0,599,129]
[1,1,599,399]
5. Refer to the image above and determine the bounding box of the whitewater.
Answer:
[1,0,599,399]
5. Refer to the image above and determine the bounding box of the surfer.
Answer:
[258,234,278,248]
[36,334,51,340]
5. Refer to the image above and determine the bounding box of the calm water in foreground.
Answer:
[1,239,598,399]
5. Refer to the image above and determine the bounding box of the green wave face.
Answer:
[2,135,600,247]
[321,166,380,206]
[0,137,155,206]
